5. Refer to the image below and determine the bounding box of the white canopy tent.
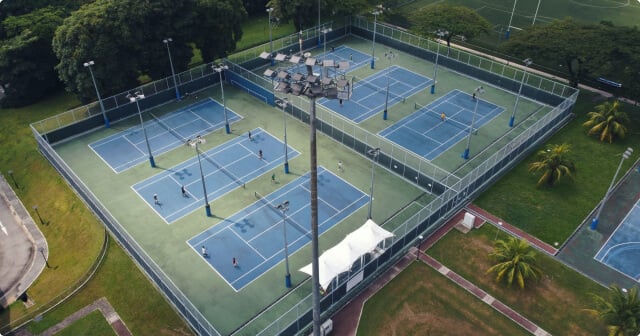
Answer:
[299,219,394,290]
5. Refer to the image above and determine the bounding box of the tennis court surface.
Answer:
[595,199,640,282]
[132,128,299,223]
[90,98,241,173]
[320,65,430,123]
[286,46,369,77]
[188,166,369,291]
[379,89,504,160]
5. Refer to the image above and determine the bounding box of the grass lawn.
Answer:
[56,310,115,336]
[427,224,610,335]
[474,92,640,244]
[0,91,191,335]
[357,261,529,336]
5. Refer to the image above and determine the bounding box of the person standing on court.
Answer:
[233,257,238,267]
[440,112,446,121]
[181,185,187,197]
[258,149,263,160]
[248,130,252,141]
[338,160,344,172]
[201,246,208,257]
[153,194,159,205]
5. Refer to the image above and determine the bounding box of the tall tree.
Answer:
[53,0,245,102]
[583,100,630,143]
[584,285,640,336]
[266,0,367,31]
[486,236,541,289]
[528,143,576,188]
[502,19,640,99]
[410,4,491,47]
[0,6,66,107]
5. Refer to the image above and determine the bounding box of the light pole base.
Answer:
[430,85,435,94]
[284,162,290,174]
[505,30,511,39]
[509,116,515,127]
[175,91,181,101]
[271,59,275,66]
[461,148,469,160]
[104,117,111,128]
[149,156,156,168]
[383,109,388,120]
[590,218,599,230]
[285,274,291,288]
[370,59,375,69]
[225,123,231,134]
[205,204,212,217]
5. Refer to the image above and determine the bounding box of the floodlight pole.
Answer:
[191,137,212,217]
[274,55,348,336]
[277,201,291,288]
[370,8,382,69]
[128,92,155,167]
[509,58,532,127]
[590,147,633,230]
[431,30,446,94]
[382,51,396,120]
[7,170,18,189]
[267,8,275,66]
[32,205,45,225]
[163,38,181,100]
[83,61,110,128]
[367,148,380,219]
[39,247,51,268]
[213,64,230,134]
[317,0,321,47]
[322,27,332,62]
[309,96,321,336]
[506,0,518,39]
[462,86,484,160]
[416,235,423,260]
[281,98,290,174]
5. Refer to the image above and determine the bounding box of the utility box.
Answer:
[462,212,476,230]
[320,319,333,336]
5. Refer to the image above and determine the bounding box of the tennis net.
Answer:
[414,102,477,135]
[353,76,406,104]
[254,191,309,238]
[199,151,246,188]
[149,112,187,143]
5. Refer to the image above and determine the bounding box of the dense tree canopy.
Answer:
[410,4,491,47]
[266,0,367,31]
[502,18,640,100]
[0,6,66,107]
[52,0,246,102]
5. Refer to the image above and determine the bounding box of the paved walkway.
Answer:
[12,297,132,336]
[0,174,48,308]
[330,210,550,335]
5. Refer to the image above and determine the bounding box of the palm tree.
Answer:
[584,285,640,336]
[486,236,541,289]
[583,100,630,143]
[528,143,576,187]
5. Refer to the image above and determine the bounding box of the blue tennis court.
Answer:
[595,199,640,282]
[90,98,242,173]
[132,128,299,223]
[187,166,369,291]
[286,46,369,77]
[319,66,431,123]
[379,90,504,160]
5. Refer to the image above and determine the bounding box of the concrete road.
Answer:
[0,175,47,307]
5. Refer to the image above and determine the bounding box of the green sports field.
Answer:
[398,0,640,28]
